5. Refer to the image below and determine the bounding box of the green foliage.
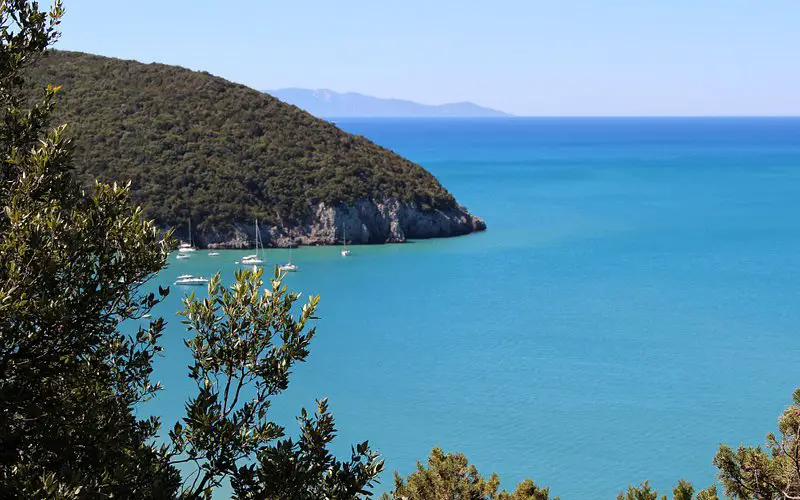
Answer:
[498,479,558,500]
[617,480,699,500]
[695,484,719,500]
[173,268,382,499]
[672,480,695,500]
[25,50,458,243]
[232,398,384,500]
[617,481,662,500]
[712,388,800,499]
[383,447,556,500]
[0,0,180,496]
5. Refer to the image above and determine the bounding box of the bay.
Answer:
[141,117,800,498]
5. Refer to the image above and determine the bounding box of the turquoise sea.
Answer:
[142,118,800,498]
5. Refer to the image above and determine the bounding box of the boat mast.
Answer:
[255,218,262,259]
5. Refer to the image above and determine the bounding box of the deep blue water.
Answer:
[143,118,800,498]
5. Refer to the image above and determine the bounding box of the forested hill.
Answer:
[25,51,483,245]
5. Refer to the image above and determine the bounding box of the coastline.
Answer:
[178,198,486,249]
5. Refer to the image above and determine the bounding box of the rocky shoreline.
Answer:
[185,198,486,249]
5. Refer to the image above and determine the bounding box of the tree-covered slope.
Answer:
[27,51,466,240]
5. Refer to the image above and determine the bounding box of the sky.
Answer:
[56,0,799,116]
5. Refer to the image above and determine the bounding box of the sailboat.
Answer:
[174,274,209,286]
[340,224,351,257]
[241,219,264,265]
[178,219,197,253]
[279,244,298,272]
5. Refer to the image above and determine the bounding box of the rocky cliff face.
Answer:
[199,199,486,249]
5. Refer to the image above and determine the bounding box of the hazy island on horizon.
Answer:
[267,88,511,118]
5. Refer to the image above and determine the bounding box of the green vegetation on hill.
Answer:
[26,50,457,237]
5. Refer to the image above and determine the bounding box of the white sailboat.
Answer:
[174,274,209,286]
[208,251,219,256]
[241,219,264,265]
[340,224,351,257]
[279,245,298,272]
[178,219,197,253]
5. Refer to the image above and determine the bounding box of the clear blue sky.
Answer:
[57,0,799,116]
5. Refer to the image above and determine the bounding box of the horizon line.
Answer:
[323,115,800,119]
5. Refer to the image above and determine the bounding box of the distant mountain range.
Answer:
[267,88,511,118]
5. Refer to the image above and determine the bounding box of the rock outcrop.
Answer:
[202,198,486,248]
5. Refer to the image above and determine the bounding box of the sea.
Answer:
[138,118,800,498]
